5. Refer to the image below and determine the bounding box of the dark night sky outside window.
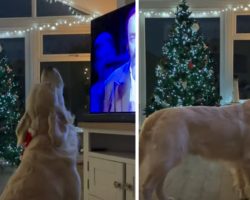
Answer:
[0,0,31,18]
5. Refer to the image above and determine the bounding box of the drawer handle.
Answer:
[125,183,134,191]
[113,181,122,189]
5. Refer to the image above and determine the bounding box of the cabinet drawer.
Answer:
[89,157,125,200]
[88,194,102,200]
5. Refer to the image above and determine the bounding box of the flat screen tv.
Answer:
[78,3,136,123]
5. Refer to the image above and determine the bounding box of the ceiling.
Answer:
[71,0,117,15]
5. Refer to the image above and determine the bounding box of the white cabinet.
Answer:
[88,158,135,200]
[126,164,135,200]
[89,157,124,200]
[79,123,135,200]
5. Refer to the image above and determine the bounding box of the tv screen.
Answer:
[86,3,135,122]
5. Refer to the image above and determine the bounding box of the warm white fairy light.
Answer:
[0,0,99,37]
[140,3,250,18]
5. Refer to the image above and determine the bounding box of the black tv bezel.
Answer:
[78,3,135,123]
[77,112,135,123]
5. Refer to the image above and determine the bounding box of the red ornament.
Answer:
[188,60,193,69]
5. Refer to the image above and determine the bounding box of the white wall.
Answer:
[117,0,135,8]
[72,0,118,14]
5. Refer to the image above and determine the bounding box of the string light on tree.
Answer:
[0,44,22,166]
[145,0,221,115]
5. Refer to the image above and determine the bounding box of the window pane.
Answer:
[234,40,250,99]
[43,34,91,54]
[145,17,220,101]
[0,38,25,106]
[37,0,88,17]
[40,62,90,117]
[236,15,250,33]
[0,0,31,18]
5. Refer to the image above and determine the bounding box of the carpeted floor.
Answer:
[0,166,15,194]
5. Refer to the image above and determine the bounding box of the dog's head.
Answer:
[16,69,73,147]
[41,67,65,106]
[41,67,63,89]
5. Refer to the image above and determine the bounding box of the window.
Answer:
[0,38,25,107]
[233,14,250,100]
[37,0,87,17]
[40,62,90,115]
[43,34,91,54]
[40,29,91,119]
[234,40,250,99]
[0,0,32,18]
[145,17,220,101]
[236,15,250,33]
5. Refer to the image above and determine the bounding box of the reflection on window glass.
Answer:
[234,40,250,99]
[43,34,91,54]
[40,62,90,117]
[145,17,220,101]
[0,38,25,107]
[37,0,88,17]
[236,15,250,33]
[0,0,31,18]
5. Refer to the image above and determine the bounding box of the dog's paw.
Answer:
[167,197,175,200]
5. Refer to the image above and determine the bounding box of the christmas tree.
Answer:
[0,45,22,166]
[146,0,221,115]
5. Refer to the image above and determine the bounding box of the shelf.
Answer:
[78,122,135,136]
[89,151,135,164]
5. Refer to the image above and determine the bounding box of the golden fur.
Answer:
[140,102,250,200]
[0,68,80,200]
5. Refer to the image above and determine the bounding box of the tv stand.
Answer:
[78,122,135,200]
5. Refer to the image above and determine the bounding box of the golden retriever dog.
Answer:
[140,102,250,200]
[0,67,81,200]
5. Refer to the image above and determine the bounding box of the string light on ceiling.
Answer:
[45,0,83,17]
[140,3,250,18]
[1,0,99,37]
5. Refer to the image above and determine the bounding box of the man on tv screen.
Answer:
[103,6,136,112]
[90,32,118,112]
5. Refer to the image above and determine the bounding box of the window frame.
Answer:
[231,11,250,100]
[37,25,91,113]
[39,26,91,63]
[0,28,30,106]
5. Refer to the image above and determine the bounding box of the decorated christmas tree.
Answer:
[0,45,22,166]
[145,0,221,115]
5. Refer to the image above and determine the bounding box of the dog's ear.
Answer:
[16,112,31,146]
[48,106,70,147]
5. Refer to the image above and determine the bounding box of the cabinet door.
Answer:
[89,157,125,200]
[126,164,135,200]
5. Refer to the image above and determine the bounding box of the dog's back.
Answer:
[0,68,81,200]
[140,102,250,200]
[0,124,80,200]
